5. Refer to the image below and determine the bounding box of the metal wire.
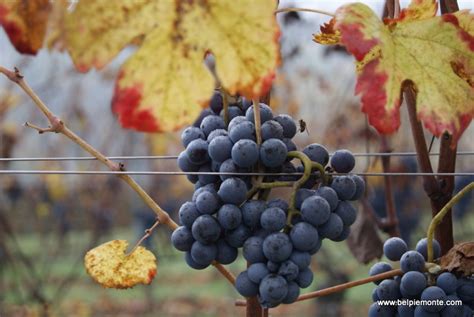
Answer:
[0,170,472,177]
[0,151,473,162]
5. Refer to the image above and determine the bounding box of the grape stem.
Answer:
[126,218,160,256]
[274,7,335,17]
[426,181,473,263]
[235,269,403,306]
[222,89,230,126]
[286,151,313,227]
[0,65,236,287]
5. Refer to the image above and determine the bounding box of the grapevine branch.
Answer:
[0,65,236,286]
[235,269,403,306]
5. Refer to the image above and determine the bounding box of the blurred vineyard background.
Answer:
[0,1,473,316]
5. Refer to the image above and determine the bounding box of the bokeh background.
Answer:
[0,1,473,316]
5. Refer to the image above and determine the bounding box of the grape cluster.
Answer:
[369,237,474,317]
[172,92,365,307]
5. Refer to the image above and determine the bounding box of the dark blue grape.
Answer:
[177,151,199,173]
[211,160,221,172]
[192,183,217,201]
[260,207,286,232]
[241,200,266,229]
[186,139,210,165]
[398,304,415,317]
[200,115,225,137]
[456,277,474,302]
[217,204,242,230]
[178,202,200,228]
[372,288,380,301]
[243,236,265,263]
[195,190,220,214]
[282,281,300,304]
[191,214,221,244]
[215,240,238,265]
[229,120,256,142]
[246,103,273,124]
[209,92,223,114]
[221,106,243,121]
[421,286,447,312]
[260,138,288,168]
[376,279,401,300]
[301,195,331,226]
[225,224,252,248]
[332,226,351,242]
[283,138,297,153]
[290,251,311,270]
[219,159,239,181]
[218,177,247,205]
[436,273,457,295]
[259,275,288,307]
[267,261,280,273]
[303,143,329,166]
[414,306,439,317]
[278,161,298,181]
[274,114,297,139]
[290,222,319,251]
[383,237,408,261]
[330,149,355,173]
[171,226,194,251]
[193,109,213,128]
[296,267,313,288]
[350,174,366,200]
[261,120,284,141]
[190,241,217,266]
[315,186,339,211]
[181,126,205,147]
[369,303,396,317]
[231,139,259,168]
[228,116,247,132]
[440,295,464,317]
[318,213,344,240]
[295,188,316,209]
[247,263,269,283]
[208,135,233,162]
[278,260,299,281]
[400,251,425,273]
[197,164,218,185]
[308,235,322,255]
[235,271,259,297]
[416,238,441,261]
[369,262,393,285]
[331,176,357,200]
[185,251,209,270]
[400,271,427,298]
[263,232,293,263]
[267,198,289,211]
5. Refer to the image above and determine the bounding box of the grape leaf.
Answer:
[0,0,51,54]
[440,242,474,275]
[314,0,474,143]
[84,240,157,289]
[65,1,279,132]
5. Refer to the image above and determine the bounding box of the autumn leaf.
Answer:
[65,0,279,132]
[315,0,474,143]
[0,0,51,54]
[84,240,157,289]
[440,242,474,275]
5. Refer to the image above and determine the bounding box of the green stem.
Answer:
[311,162,329,186]
[222,90,230,126]
[286,151,313,226]
[426,182,473,262]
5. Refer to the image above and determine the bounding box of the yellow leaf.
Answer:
[325,1,474,143]
[66,0,279,132]
[84,240,157,289]
[313,18,341,45]
[0,0,51,54]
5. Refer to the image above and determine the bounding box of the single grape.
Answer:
[195,190,220,214]
[219,159,239,181]
[208,135,233,162]
[178,202,200,228]
[186,139,210,165]
[243,236,265,263]
[301,195,331,226]
[376,279,401,300]
[171,226,194,252]
[259,275,288,306]
[372,288,380,301]
[260,138,288,168]
[290,222,320,252]
[303,143,329,166]
[260,207,286,232]
[267,261,280,273]
[197,164,218,185]
[267,198,289,211]
[181,126,205,147]
[263,232,293,263]
[177,151,199,173]
[217,204,242,230]
[421,286,447,312]
[330,149,355,173]
[209,92,223,114]
[231,139,259,168]
[308,236,322,255]
[191,214,221,244]
[416,238,441,261]
[200,115,225,137]
[282,281,300,304]
[247,263,269,283]
[282,138,297,153]
[295,165,317,188]
[274,114,297,139]
[192,183,217,201]
[295,267,313,288]
[290,251,311,270]
[369,303,396,317]
[185,251,209,270]
[241,200,266,229]
[400,271,427,298]
[315,186,339,211]
[246,103,273,124]
[398,304,415,317]
[225,224,252,248]
[436,273,458,295]
[278,260,299,281]
[193,109,213,128]
[350,174,366,200]
[228,116,247,132]
[221,106,243,121]
[295,188,316,209]
[332,226,351,242]
[240,97,252,112]
[317,213,344,241]
[400,251,425,273]
[369,262,393,285]
[229,120,256,143]
[261,120,284,141]
[235,271,259,297]
[383,237,408,261]
[331,176,357,200]
[215,240,238,265]
[218,177,247,205]
[190,241,217,266]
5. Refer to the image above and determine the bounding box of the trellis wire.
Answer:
[0,151,473,162]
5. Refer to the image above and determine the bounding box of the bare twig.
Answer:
[380,136,400,237]
[127,219,160,256]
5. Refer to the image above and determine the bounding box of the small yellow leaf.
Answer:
[84,240,157,289]
[313,19,341,45]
